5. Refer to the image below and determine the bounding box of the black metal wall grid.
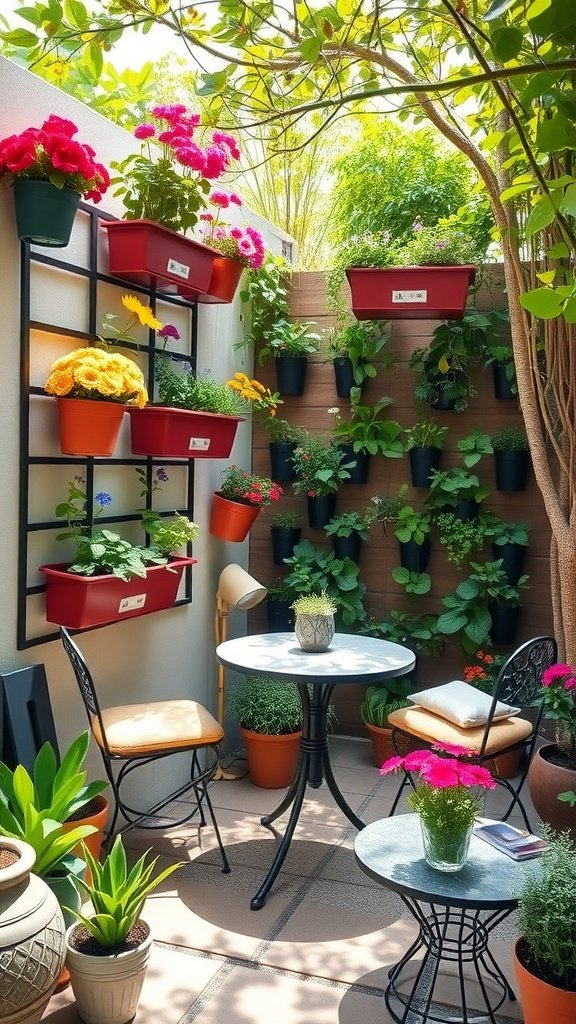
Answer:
[18,202,198,649]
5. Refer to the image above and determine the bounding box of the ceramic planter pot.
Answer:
[56,398,126,458]
[0,838,66,1024]
[345,265,476,320]
[195,255,243,304]
[527,744,576,838]
[13,180,80,248]
[494,449,531,492]
[271,526,302,566]
[103,220,218,298]
[307,493,337,529]
[295,612,335,652]
[274,355,308,396]
[399,538,431,574]
[269,441,298,482]
[514,938,576,1024]
[240,727,302,788]
[65,920,153,1024]
[40,557,196,629]
[209,493,260,542]
[409,446,442,487]
[63,795,109,886]
[128,407,244,459]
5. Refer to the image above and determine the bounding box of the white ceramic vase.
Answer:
[295,612,335,652]
[65,921,153,1024]
[0,838,66,1024]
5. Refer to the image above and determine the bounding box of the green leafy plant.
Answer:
[517,829,576,991]
[284,539,366,626]
[326,320,393,386]
[360,678,414,728]
[229,675,302,735]
[457,430,493,468]
[325,509,375,540]
[370,485,409,529]
[403,420,448,451]
[257,318,321,363]
[483,343,518,396]
[394,506,432,546]
[426,468,490,512]
[0,732,105,878]
[291,433,353,495]
[264,417,304,444]
[236,253,291,355]
[69,835,182,948]
[219,466,282,508]
[270,510,302,529]
[491,427,529,452]
[329,390,404,457]
[435,512,486,566]
[408,309,501,411]
[391,567,432,595]
[136,467,199,555]
[291,591,337,615]
[437,560,529,653]
[154,359,244,416]
[360,611,445,657]
[482,514,531,549]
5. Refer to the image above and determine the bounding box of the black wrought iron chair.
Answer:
[60,627,230,872]
[387,635,557,830]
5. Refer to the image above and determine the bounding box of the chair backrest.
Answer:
[60,627,112,760]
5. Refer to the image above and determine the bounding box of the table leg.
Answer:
[251,749,310,911]
[385,898,516,1024]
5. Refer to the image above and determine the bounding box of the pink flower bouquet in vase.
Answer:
[381,744,495,871]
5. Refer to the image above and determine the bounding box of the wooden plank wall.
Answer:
[248,266,553,736]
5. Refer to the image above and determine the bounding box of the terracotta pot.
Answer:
[209,493,260,542]
[240,726,301,788]
[514,938,576,1024]
[128,406,244,459]
[195,256,244,304]
[103,219,218,297]
[528,743,576,837]
[486,747,523,780]
[363,721,421,768]
[345,265,476,320]
[63,795,109,885]
[56,397,125,457]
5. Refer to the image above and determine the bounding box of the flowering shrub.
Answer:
[200,190,266,269]
[381,745,496,834]
[219,466,282,508]
[110,104,241,234]
[541,663,576,761]
[226,372,281,419]
[0,115,109,201]
[463,649,506,695]
[291,432,353,496]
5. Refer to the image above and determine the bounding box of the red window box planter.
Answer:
[103,220,219,298]
[345,265,476,320]
[195,256,244,305]
[41,557,196,629]
[128,407,244,459]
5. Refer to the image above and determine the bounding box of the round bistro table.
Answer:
[216,632,415,909]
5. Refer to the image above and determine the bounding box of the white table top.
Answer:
[216,632,416,683]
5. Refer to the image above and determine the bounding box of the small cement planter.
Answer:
[295,612,335,652]
[65,921,153,1024]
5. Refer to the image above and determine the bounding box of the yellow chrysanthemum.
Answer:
[74,365,104,390]
[44,367,75,396]
[97,370,125,397]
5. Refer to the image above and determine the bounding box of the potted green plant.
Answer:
[360,611,445,665]
[527,662,576,836]
[483,342,517,400]
[457,429,493,468]
[0,114,109,247]
[435,511,486,567]
[291,433,354,528]
[426,467,490,521]
[128,357,247,459]
[370,486,409,532]
[228,674,303,787]
[324,508,375,562]
[394,505,433,574]
[514,830,576,1023]
[40,482,197,630]
[209,465,282,542]
[408,309,492,411]
[64,836,183,1024]
[326,319,392,397]
[265,578,297,632]
[404,419,448,486]
[284,539,367,628]
[292,591,338,652]
[262,416,304,482]
[491,427,531,492]
[257,318,321,395]
[329,390,404,484]
[360,678,415,766]
[270,509,303,565]
[437,559,529,652]
[482,513,531,583]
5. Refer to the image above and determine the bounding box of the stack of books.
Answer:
[474,821,549,860]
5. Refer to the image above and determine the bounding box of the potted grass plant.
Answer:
[491,427,531,492]
[228,674,303,787]
[404,419,448,486]
[291,590,337,652]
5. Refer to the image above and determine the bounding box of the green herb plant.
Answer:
[371,485,409,530]
[135,467,199,555]
[482,514,531,550]
[404,420,448,451]
[154,359,244,415]
[483,344,518,396]
[457,430,493,468]
[330,389,404,457]
[360,611,444,657]
[426,468,490,513]
[257,318,321,363]
[391,567,432,595]
[291,433,353,495]
[394,506,432,547]
[491,427,529,452]
[229,675,302,735]
[270,510,302,529]
[291,591,337,616]
[284,539,366,626]
[326,319,393,387]
[408,309,501,411]
[435,512,486,566]
[360,678,414,728]
[236,253,291,355]
[324,509,375,541]
[437,560,529,653]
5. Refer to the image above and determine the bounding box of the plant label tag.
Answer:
[189,436,211,451]
[118,594,147,613]
[392,290,428,303]
[167,258,190,280]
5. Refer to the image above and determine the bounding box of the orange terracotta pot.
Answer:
[527,743,576,837]
[514,939,576,1024]
[63,794,109,885]
[240,726,302,788]
[209,492,260,542]
[363,720,421,768]
[195,256,244,304]
[56,397,125,457]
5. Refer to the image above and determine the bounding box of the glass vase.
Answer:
[419,817,473,872]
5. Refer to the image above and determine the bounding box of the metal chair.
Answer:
[387,635,557,830]
[60,627,230,872]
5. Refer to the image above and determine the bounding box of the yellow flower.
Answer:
[74,365,104,390]
[250,379,266,394]
[44,367,75,395]
[44,346,148,406]
[121,294,163,331]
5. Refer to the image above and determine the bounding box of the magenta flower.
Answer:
[432,742,474,757]
[403,750,435,772]
[134,123,156,140]
[210,189,231,208]
[458,764,496,789]
[542,664,573,685]
[379,755,405,776]
[229,193,243,206]
[158,324,181,341]
[420,758,460,788]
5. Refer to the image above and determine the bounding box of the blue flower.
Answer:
[95,491,112,506]
[156,467,169,483]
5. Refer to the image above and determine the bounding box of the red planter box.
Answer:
[345,265,476,320]
[195,256,244,304]
[103,220,219,298]
[41,557,196,629]
[128,406,244,459]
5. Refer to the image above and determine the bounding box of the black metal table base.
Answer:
[251,682,364,910]
[385,898,516,1024]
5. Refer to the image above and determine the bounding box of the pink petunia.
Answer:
[42,115,78,138]
[379,755,405,776]
[564,677,576,690]
[229,192,243,206]
[542,664,574,686]
[2,136,38,173]
[212,130,241,161]
[134,123,156,140]
[203,145,228,179]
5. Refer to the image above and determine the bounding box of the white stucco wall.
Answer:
[0,55,291,799]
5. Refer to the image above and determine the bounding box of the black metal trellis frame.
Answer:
[18,202,199,650]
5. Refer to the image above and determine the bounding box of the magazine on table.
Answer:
[473,821,549,860]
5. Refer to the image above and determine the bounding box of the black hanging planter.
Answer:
[431,392,457,411]
[307,493,337,529]
[337,444,371,485]
[493,542,527,585]
[269,441,298,482]
[492,362,516,400]
[409,447,442,487]
[453,499,479,521]
[274,355,308,396]
[399,538,431,573]
[332,533,363,562]
[271,526,302,566]
[333,357,366,398]
[489,602,521,645]
[494,450,531,492]
[266,597,295,632]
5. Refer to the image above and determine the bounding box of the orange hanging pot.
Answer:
[209,492,261,542]
[194,256,244,304]
[56,398,126,457]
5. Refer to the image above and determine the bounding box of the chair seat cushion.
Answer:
[407,680,520,728]
[93,699,224,755]
[387,706,532,755]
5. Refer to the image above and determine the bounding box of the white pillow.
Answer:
[407,680,520,729]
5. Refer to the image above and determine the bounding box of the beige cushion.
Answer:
[407,680,520,728]
[388,705,532,755]
[92,699,223,756]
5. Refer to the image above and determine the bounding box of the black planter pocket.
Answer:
[271,526,302,566]
[275,355,308,396]
[489,602,521,645]
[399,538,431,573]
[493,362,516,400]
[269,441,297,482]
[332,533,363,562]
[409,447,442,487]
[494,450,530,492]
[333,357,355,398]
[493,542,527,585]
[337,444,371,485]
[431,393,457,411]
[266,597,295,632]
[453,499,479,521]
[307,493,337,529]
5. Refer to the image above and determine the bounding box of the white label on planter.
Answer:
[189,436,211,451]
[392,289,427,303]
[118,594,147,613]
[167,258,190,280]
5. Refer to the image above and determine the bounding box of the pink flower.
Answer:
[420,758,460,788]
[203,145,228,178]
[403,750,435,771]
[42,115,77,138]
[199,213,214,222]
[542,664,573,686]
[380,755,404,776]
[152,103,187,120]
[458,764,496,789]
[307,490,317,497]
[564,677,576,691]
[158,324,181,341]
[230,226,243,240]
[2,136,38,173]
[175,144,206,172]
[134,123,156,140]
[229,192,243,206]
[212,130,241,160]
[210,189,231,208]
[432,742,474,757]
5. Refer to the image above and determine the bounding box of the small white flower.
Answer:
[327,406,340,416]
